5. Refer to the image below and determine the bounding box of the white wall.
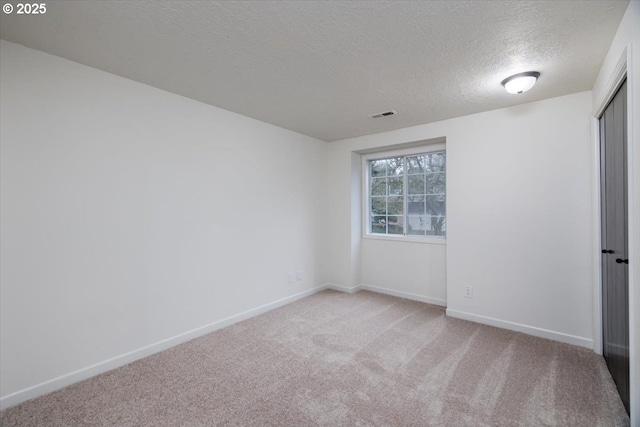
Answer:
[445,94,593,347]
[0,40,328,407]
[360,240,447,305]
[327,91,594,348]
[592,1,640,423]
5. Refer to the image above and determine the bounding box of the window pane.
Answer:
[387,196,403,215]
[407,195,425,214]
[426,216,446,236]
[387,157,404,176]
[408,174,425,195]
[407,156,425,174]
[371,216,387,233]
[371,177,387,196]
[387,215,404,234]
[426,172,445,194]
[407,215,427,235]
[367,151,445,239]
[426,195,446,216]
[371,197,386,215]
[425,152,446,172]
[370,160,386,177]
[388,177,403,195]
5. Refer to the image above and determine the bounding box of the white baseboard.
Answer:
[0,284,329,411]
[446,308,594,349]
[359,284,447,307]
[325,283,363,294]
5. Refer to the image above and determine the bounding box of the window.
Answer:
[366,148,446,239]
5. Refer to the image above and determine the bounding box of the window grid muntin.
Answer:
[369,151,445,237]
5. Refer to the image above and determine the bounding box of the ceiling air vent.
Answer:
[369,110,397,119]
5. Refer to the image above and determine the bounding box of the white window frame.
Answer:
[362,143,446,245]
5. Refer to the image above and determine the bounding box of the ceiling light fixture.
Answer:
[369,110,397,119]
[501,71,540,94]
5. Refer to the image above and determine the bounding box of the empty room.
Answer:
[0,0,638,426]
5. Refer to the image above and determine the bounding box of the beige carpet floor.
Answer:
[0,290,630,426]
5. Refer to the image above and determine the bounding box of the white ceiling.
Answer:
[0,1,629,142]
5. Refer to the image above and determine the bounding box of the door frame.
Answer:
[591,42,636,419]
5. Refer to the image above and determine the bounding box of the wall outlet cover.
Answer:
[464,286,473,298]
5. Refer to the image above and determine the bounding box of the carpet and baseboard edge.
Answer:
[1,283,594,411]
[0,284,330,411]
[358,284,447,307]
[446,308,594,349]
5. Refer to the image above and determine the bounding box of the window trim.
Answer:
[361,143,446,245]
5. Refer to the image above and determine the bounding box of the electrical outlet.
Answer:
[287,272,295,284]
[296,270,302,281]
[464,286,473,298]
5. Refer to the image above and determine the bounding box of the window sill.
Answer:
[362,234,447,245]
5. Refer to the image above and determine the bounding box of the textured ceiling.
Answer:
[0,1,629,142]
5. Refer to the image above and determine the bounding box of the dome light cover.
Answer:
[501,71,540,94]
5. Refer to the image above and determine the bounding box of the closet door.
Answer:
[599,79,629,414]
